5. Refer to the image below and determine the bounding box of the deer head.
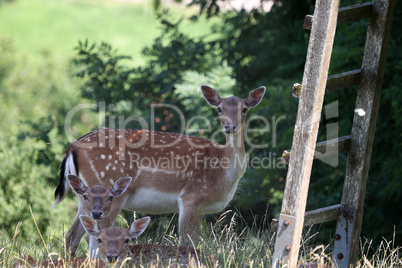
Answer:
[201,85,266,135]
[79,215,150,264]
[68,175,131,220]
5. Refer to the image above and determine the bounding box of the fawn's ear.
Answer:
[201,85,221,107]
[79,215,100,237]
[68,174,87,195]
[111,177,132,197]
[245,86,266,108]
[129,216,151,238]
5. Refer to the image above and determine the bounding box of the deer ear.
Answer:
[80,215,100,236]
[68,174,87,195]
[245,86,266,108]
[111,177,132,197]
[129,216,151,238]
[201,85,221,107]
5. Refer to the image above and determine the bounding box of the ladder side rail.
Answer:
[333,0,397,267]
[271,0,340,267]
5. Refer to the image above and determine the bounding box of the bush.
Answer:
[0,39,91,241]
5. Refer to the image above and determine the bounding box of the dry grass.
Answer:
[1,210,401,267]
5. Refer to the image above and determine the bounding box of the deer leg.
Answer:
[65,199,86,257]
[195,214,204,235]
[177,197,202,246]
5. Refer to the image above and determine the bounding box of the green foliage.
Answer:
[0,38,15,82]
[0,139,52,237]
[0,38,86,242]
[74,40,133,105]
[174,62,235,138]
[72,10,220,131]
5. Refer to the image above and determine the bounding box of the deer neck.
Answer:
[223,130,247,184]
[225,131,245,157]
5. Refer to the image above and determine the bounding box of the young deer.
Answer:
[66,174,132,257]
[80,216,204,267]
[54,85,265,256]
[80,215,150,265]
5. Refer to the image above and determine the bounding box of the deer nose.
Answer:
[223,125,237,134]
[91,210,104,219]
[107,254,119,263]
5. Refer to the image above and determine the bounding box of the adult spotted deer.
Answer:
[66,174,132,257]
[54,85,265,255]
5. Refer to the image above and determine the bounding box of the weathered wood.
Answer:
[337,2,373,24]
[272,0,340,266]
[281,136,351,164]
[303,204,342,226]
[314,135,351,157]
[326,69,361,91]
[292,70,361,98]
[304,2,373,30]
[303,15,314,30]
[335,0,397,267]
[270,218,279,233]
[270,204,342,232]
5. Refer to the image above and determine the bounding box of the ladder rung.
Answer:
[270,204,342,232]
[292,70,361,98]
[281,136,351,164]
[326,69,361,91]
[304,204,342,226]
[304,2,373,30]
[315,135,351,156]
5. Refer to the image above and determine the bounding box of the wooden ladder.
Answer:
[271,0,396,267]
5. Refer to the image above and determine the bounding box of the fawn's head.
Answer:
[80,215,150,264]
[68,175,132,220]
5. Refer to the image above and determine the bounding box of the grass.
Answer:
[2,209,402,267]
[0,0,217,66]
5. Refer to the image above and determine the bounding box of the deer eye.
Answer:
[97,239,103,244]
[242,108,248,114]
[107,196,114,202]
[82,195,89,201]
[217,107,222,113]
[124,239,130,244]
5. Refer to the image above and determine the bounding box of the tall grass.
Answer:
[2,209,401,267]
